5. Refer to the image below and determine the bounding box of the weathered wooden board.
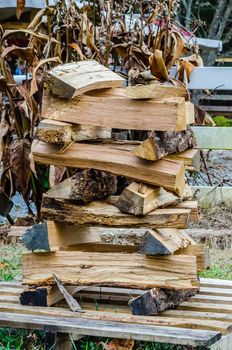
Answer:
[192,127,232,150]
[191,186,232,208]
[32,141,186,195]
[37,119,111,143]
[0,312,220,347]
[22,251,199,289]
[48,61,124,98]
[41,196,191,228]
[42,94,189,131]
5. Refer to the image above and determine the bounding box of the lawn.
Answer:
[0,242,231,350]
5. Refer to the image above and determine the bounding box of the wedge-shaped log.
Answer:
[32,141,186,195]
[22,251,199,289]
[41,196,191,228]
[42,94,190,131]
[47,61,124,98]
[22,221,101,252]
[37,119,111,143]
[133,128,196,161]
[116,183,179,215]
[128,288,199,316]
[46,169,117,202]
[139,229,196,255]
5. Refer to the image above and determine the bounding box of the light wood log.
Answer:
[41,196,191,228]
[124,84,188,100]
[47,61,124,98]
[32,141,186,195]
[116,183,179,215]
[42,94,189,131]
[139,228,195,255]
[133,128,196,161]
[128,288,199,316]
[176,244,209,272]
[37,119,111,143]
[165,149,200,172]
[22,251,199,289]
[46,169,117,202]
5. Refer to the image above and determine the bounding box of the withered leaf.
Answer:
[69,42,85,60]
[9,139,31,194]
[0,122,9,161]
[149,50,169,81]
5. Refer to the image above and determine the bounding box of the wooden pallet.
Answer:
[0,278,231,349]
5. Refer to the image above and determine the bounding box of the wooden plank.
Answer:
[199,105,232,113]
[42,94,189,131]
[191,186,232,208]
[32,141,186,195]
[200,279,232,289]
[41,196,191,228]
[189,294,232,305]
[198,94,232,101]
[199,287,232,297]
[192,127,232,150]
[37,119,111,143]
[176,200,198,221]
[139,228,195,255]
[48,61,124,98]
[0,302,229,335]
[22,252,199,290]
[0,312,220,347]
[178,302,232,313]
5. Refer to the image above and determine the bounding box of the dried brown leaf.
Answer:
[1,46,36,65]
[69,43,85,60]
[9,139,31,194]
[0,122,9,161]
[149,50,169,81]
[30,57,62,96]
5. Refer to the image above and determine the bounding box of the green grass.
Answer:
[0,243,231,349]
[213,115,232,127]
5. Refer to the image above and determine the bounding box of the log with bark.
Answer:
[128,287,199,316]
[41,196,191,228]
[32,141,186,196]
[46,169,118,202]
[37,119,111,143]
[133,128,196,161]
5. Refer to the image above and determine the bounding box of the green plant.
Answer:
[213,116,232,127]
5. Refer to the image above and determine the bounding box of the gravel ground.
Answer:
[187,150,232,187]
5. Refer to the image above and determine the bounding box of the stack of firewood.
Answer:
[20,60,207,315]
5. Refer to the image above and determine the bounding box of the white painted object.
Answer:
[188,67,232,90]
[192,127,232,150]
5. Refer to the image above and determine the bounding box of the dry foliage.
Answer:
[0,0,203,219]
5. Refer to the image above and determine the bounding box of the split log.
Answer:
[165,149,200,172]
[22,251,199,290]
[124,84,188,100]
[46,169,117,202]
[47,60,124,98]
[22,221,101,252]
[128,287,199,316]
[139,228,195,255]
[61,242,206,273]
[41,196,191,228]
[37,119,111,143]
[32,141,186,196]
[133,128,196,161]
[42,94,190,131]
[116,183,179,215]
